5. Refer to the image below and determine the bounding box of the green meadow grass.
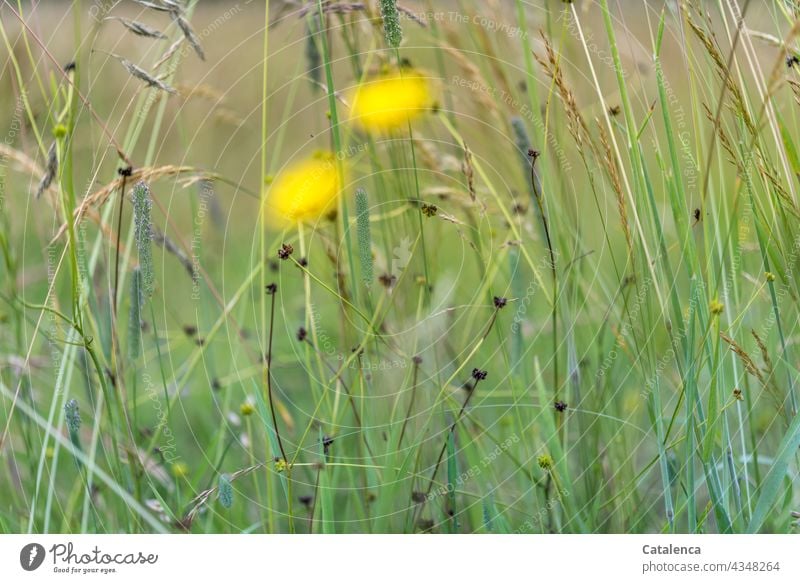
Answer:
[0,0,799,534]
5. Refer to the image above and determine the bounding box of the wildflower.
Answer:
[263,152,342,226]
[240,401,255,416]
[710,299,724,316]
[537,453,553,471]
[350,69,432,133]
[171,462,189,479]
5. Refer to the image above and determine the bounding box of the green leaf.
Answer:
[747,410,800,532]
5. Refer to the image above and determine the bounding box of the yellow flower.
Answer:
[263,152,342,226]
[171,461,189,479]
[350,69,432,133]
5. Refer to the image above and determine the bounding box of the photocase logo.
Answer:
[19,543,45,571]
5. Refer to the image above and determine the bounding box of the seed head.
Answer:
[421,203,438,217]
[65,399,81,435]
[493,296,507,309]
[128,269,143,359]
[537,453,554,471]
[265,283,277,295]
[355,188,374,287]
[132,182,155,298]
[297,327,308,341]
[471,368,488,381]
[218,474,233,509]
[379,0,403,48]
[378,273,396,288]
[710,299,724,316]
[278,243,294,260]
[554,400,568,412]
[322,435,334,455]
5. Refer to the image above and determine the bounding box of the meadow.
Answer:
[0,0,799,534]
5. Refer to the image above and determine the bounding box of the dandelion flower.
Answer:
[350,70,432,133]
[263,152,342,226]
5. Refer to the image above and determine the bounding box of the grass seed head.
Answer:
[132,182,155,298]
[379,0,403,48]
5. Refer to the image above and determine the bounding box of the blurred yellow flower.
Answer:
[350,70,432,133]
[263,152,342,226]
[171,461,189,479]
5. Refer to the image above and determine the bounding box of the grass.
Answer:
[0,0,799,534]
